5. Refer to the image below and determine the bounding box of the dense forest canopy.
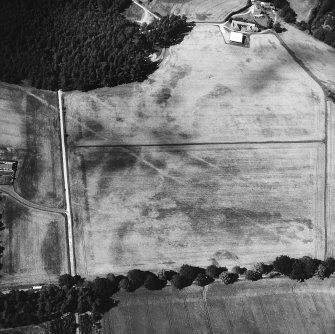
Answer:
[308,0,335,47]
[0,0,193,91]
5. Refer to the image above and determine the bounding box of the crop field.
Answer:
[280,24,335,92]
[69,143,325,275]
[65,27,325,146]
[145,0,247,22]
[101,279,335,334]
[0,83,64,207]
[65,25,326,275]
[0,195,68,288]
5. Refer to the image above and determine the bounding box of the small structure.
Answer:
[231,20,257,32]
[230,31,244,44]
[0,161,17,185]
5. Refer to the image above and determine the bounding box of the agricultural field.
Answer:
[0,83,64,208]
[280,24,335,92]
[69,143,324,275]
[65,25,326,276]
[144,0,247,22]
[65,27,325,146]
[0,195,68,289]
[101,279,335,334]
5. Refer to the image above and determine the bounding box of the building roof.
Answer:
[230,32,244,43]
[232,20,256,27]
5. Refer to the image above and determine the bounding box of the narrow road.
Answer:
[0,184,65,214]
[58,90,76,276]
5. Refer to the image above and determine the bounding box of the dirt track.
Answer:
[0,185,65,214]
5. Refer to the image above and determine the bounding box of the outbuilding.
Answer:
[231,20,257,32]
[230,31,244,44]
[0,161,17,185]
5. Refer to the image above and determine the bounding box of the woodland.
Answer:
[0,0,193,91]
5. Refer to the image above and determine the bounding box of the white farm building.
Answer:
[230,31,244,44]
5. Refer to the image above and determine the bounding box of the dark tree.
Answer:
[194,273,214,287]
[245,270,262,281]
[219,272,239,284]
[127,269,147,289]
[143,274,166,290]
[206,265,227,278]
[325,257,335,274]
[231,266,247,275]
[273,255,294,276]
[170,274,190,289]
[59,274,74,289]
[253,262,265,274]
[157,269,178,281]
[316,263,331,280]
[300,256,320,278]
[179,264,205,282]
[119,278,134,292]
[274,22,283,33]
[92,277,115,298]
[73,275,85,287]
[289,260,308,281]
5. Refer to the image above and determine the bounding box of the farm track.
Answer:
[0,185,65,214]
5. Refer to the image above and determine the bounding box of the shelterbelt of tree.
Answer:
[0,0,193,91]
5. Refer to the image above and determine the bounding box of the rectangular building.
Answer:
[231,20,257,32]
[230,31,244,44]
[0,161,17,185]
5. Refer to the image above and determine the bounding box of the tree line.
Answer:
[1,255,334,330]
[0,0,193,91]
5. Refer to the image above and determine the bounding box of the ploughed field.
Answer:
[0,84,67,287]
[101,279,335,334]
[145,0,247,22]
[69,143,325,275]
[0,83,64,207]
[0,195,68,289]
[65,26,326,276]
